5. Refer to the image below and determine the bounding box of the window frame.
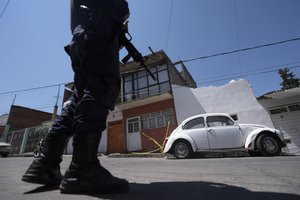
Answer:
[183,117,205,130]
[127,117,141,134]
[122,64,171,102]
[206,116,235,127]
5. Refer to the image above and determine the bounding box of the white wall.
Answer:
[172,79,274,127]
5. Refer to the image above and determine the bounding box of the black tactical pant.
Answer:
[51,16,121,140]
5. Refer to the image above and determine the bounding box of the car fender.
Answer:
[163,134,197,154]
[244,128,282,150]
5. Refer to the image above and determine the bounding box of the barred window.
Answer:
[141,109,173,130]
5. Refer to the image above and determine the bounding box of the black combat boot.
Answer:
[59,132,129,194]
[22,131,69,186]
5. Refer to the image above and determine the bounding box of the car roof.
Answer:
[181,113,231,124]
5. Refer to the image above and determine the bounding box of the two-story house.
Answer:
[64,50,196,154]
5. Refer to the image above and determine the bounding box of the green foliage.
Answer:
[278,68,300,90]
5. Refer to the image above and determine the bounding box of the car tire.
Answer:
[256,133,281,156]
[1,153,8,158]
[173,140,192,159]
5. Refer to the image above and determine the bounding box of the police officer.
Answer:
[22,0,130,194]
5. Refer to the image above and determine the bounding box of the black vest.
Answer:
[70,0,129,33]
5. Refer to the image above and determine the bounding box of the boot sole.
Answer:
[22,174,61,186]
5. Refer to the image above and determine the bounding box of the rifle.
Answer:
[79,6,155,80]
[121,24,157,81]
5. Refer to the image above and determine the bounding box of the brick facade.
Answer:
[123,99,178,152]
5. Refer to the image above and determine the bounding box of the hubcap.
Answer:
[175,143,188,157]
[262,137,277,153]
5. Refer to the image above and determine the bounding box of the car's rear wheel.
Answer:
[173,140,192,159]
[256,133,281,156]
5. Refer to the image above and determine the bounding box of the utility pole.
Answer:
[52,85,61,120]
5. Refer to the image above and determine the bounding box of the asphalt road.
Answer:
[0,155,299,200]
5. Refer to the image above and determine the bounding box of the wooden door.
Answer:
[108,121,126,153]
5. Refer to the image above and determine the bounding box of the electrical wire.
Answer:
[182,37,300,63]
[198,61,300,83]
[0,0,11,19]
[0,65,298,115]
[0,83,67,95]
[1,36,299,95]
[165,0,174,51]
[197,66,300,85]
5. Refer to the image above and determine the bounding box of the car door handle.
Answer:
[208,129,215,134]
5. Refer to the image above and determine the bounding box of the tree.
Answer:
[278,68,300,90]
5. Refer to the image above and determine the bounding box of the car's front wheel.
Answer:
[1,153,9,157]
[173,140,192,159]
[256,133,282,156]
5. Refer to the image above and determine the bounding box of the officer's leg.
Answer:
[21,94,76,186]
[60,74,129,194]
[22,39,84,186]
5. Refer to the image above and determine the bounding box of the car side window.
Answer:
[184,117,205,129]
[207,116,234,127]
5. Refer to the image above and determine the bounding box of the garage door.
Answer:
[269,103,300,154]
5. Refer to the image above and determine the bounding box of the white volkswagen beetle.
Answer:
[163,113,290,159]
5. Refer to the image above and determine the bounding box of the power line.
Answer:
[182,37,300,63]
[1,63,299,97]
[0,0,11,19]
[0,65,298,115]
[233,0,242,75]
[165,0,174,51]
[196,66,300,86]
[1,37,299,96]
[0,83,67,95]
[198,61,300,83]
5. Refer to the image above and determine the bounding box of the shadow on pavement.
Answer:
[24,185,59,194]
[89,181,299,200]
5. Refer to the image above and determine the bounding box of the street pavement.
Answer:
[0,155,299,200]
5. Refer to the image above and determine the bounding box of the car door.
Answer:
[206,116,243,149]
[182,117,210,150]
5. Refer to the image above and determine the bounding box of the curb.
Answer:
[107,153,163,158]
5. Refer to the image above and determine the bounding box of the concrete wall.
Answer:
[172,79,274,127]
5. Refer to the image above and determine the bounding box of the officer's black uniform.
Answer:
[22,0,130,194]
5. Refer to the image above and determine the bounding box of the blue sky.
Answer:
[0,0,300,115]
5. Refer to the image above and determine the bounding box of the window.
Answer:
[158,70,168,82]
[141,109,173,130]
[149,85,159,96]
[160,82,171,93]
[288,104,300,112]
[269,107,288,115]
[184,117,205,129]
[230,114,238,121]
[122,64,171,102]
[127,118,140,133]
[138,76,147,89]
[207,116,234,127]
[163,109,173,125]
[149,118,156,129]
[157,116,165,127]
